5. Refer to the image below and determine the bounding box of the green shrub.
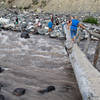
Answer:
[83,17,98,24]
[32,0,39,5]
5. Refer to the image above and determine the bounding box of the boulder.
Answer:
[38,28,47,35]
[21,31,30,39]
[0,95,5,100]
[0,67,4,73]
[13,88,26,96]
[0,83,3,91]
[38,86,55,94]
[0,18,10,25]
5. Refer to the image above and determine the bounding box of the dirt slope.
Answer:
[1,0,100,14]
[43,0,100,13]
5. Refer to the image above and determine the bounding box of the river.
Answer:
[0,30,82,100]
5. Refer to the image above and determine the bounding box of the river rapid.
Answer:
[0,30,82,100]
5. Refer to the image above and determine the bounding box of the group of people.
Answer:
[48,14,60,32]
[48,15,86,42]
[15,15,42,28]
[15,14,86,42]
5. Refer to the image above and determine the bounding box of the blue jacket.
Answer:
[70,19,80,30]
[48,21,53,28]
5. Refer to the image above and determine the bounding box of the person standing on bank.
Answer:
[55,15,59,26]
[68,16,85,42]
[48,20,53,32]
[50,14,54,24]
[15,16,19,27]
[35,15,39,27]
[16,16,19,25]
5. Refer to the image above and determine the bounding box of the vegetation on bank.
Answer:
[83,17,98,25]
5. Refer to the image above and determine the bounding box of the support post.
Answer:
[93,39,100,68]
[84,32,91,54]
[64,25,100,100]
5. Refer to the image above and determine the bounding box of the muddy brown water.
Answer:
[0,30,82,100]
[79,40,100,71]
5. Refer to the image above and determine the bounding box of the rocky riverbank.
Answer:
[1,0,100,14]
[0,9,100,39]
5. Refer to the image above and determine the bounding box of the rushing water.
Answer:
[0,30,82,100]
[79,39,100,71]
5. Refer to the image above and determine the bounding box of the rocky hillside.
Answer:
[44,0,100,13]
[0,0,100,13]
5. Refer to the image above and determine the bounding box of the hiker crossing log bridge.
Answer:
[0,30,82,100]
[64,25,100,100]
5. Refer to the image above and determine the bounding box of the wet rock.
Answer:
[91,36,99,40]
[89,27,95,30]
[0,67,4,73]
[46,86,56,92]
[4,23,15,30]
[94,29,100,34]
[38,86,56,94]
[21,31,30,39]
[38,28,47,35]
[0,18,10,25]
[0,27,1,31]
[49,32,57,38]
[0,95,5,100]
[21,22,27,30]
[50,30,65,39]
[0,83,3,91]
[32,28,40,35]
[13,88,26,96]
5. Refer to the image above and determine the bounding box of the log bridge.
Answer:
[64,25,100,100]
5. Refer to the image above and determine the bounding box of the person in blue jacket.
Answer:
[48,21,53,32]
[68,16,85,41]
